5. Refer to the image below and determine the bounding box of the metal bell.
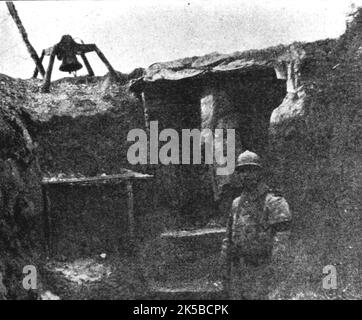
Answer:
[59,53,83,73]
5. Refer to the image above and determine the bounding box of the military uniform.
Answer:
[221,182,291,300]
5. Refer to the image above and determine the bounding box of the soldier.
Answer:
[221,150,291,299]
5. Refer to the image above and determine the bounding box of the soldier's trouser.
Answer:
[229,258,272,300]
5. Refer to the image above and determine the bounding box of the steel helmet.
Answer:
[236,150,262,170]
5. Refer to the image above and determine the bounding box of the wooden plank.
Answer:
[41,171,153,186]
[41,48,56,93]
[6,2,45,77]
[141,92,150,132]
[41,185,52,255]
[152,284,223,293]
[126,181,135,240]
[92,44,118,80]
[80,52,94,77]
[160,227,226,239]
[32,49,45,78]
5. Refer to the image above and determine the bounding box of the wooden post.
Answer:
[141,92,150,132]
[141,91,158,208]
[93,45,118,80]
[32,50,45,78]
[41,185,51,256]
[41,48,56,93]
[126,181,135,241]
[6,2,45,77]
[210,165,219,202]
[80,52,94,77]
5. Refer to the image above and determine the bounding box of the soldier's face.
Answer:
[238,166,261,189]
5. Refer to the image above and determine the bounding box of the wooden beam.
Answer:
[80,53,94,77]
[92,44,118,80]
[32,50,45,78]
[41,185,51,255]
[41,48,56,93]
[141,92,150,132]
[126,181,135,241]
[6,2,45,77]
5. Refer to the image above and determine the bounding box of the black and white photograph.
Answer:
[0,0,361,303]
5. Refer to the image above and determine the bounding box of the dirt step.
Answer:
[140,227,226,284]
[148,280,226,300]
[160,227,226,239]
[159,227,226,256]
[160,227,225,278]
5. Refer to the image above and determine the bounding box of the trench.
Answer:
[2,68,287,299]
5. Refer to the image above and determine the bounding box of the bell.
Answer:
[59,52,83,73]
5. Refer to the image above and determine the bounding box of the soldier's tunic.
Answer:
[222,182,291,300]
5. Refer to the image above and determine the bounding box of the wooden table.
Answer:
[41,170,153,255]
